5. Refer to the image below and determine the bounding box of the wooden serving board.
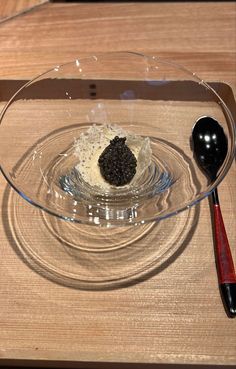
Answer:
[0,0,48,23]
[0,79,236,367]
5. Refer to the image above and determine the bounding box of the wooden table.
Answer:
[0,2,236,368]
[0,0,47,22]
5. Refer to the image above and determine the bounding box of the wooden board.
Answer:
[0,2,236,367]
[0,0,48,22]
[0,2,235,83]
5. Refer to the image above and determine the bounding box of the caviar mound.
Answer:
[98,136,137,186]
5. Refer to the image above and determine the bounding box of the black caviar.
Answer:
[98,136,137,186]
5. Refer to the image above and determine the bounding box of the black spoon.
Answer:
[192,116,236,318]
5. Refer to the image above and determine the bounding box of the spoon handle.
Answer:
[212,188,236,318]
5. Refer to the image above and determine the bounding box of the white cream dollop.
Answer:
[74,124,152,190]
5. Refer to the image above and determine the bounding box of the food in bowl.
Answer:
[73,124,152,190]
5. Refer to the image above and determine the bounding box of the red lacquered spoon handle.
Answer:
[212,188,236,317]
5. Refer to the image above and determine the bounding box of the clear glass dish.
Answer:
[0,51,235,227]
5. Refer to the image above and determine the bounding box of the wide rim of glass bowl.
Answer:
[0,51,235,226]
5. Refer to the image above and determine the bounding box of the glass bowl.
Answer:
[0,51,235,227]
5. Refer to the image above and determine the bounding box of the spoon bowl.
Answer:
[192,116,228,181]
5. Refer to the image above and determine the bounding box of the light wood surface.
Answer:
[0,2,236,367]
[0,2,235,82]
[0,0,47,22]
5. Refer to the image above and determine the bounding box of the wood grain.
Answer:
[0,0,48,22]
[0,2,235,82]
[0,2,236,367]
